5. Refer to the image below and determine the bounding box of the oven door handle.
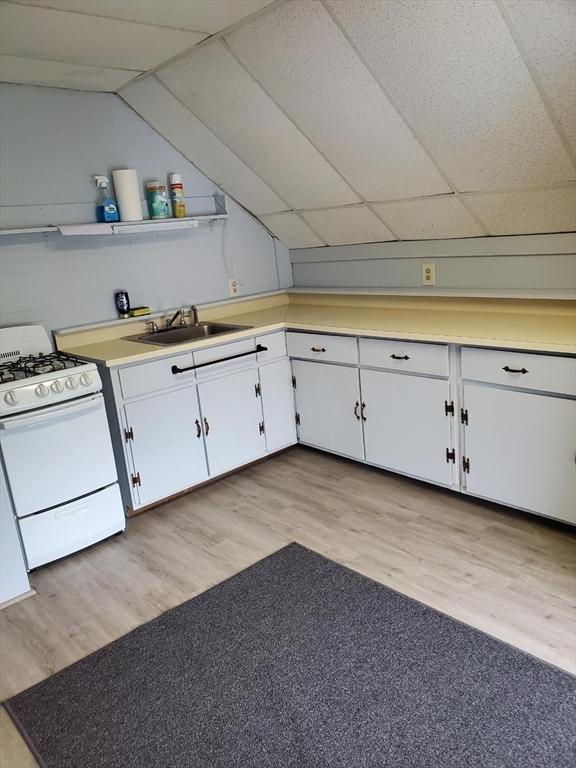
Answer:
[0,394,104,430]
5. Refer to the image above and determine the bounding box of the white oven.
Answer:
[0,393,117,518]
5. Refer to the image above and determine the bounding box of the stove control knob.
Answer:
[51,379,64,394]
[35,383,49,398]
[66,376,78,390]
[4,390,19,406]
[79,373,92,387]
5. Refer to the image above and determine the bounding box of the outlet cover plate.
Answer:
[228,277,240,296]
[422,262,436,286]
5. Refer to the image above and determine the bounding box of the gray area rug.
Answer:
[5,543,576,767]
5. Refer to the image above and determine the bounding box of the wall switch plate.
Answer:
[422,262,436,286]
[228,277,240,297]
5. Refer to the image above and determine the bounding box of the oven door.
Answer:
[0,394,117,518]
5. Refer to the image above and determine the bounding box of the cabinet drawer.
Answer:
[461,347,576,396]
[193,338,257,382]
[119,353,194,399]
[287,332,358,365]
[359,338,449,377]
[256,332,286,363]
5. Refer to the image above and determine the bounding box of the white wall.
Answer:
[290,234,576,297]
[0,84,292,331]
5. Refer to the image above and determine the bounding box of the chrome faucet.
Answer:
[165,309,183,328]
[190,305,199,325]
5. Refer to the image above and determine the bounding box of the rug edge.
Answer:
[3,700,49,768]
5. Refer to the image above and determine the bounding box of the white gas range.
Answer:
[0,325,125,569]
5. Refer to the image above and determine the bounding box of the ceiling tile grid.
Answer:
[259,212,326,249]
[1,0,575,246]
[371,196,485,240]
[326,0,575,191]
[501,0,576,155]
[10,0,277,33]
[157,42,359,210]
[302,205,396,245]
[121,77,286,215]
[463,185,576,236]
[225,0,450,202]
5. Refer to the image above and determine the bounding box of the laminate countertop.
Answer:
[55,293,576,366]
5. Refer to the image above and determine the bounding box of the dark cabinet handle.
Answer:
[391,354,410,360]
[172,345,268,374]
[503,365,528,374]
[354,401,360,420]
[360,402,367,422]
[311,347,326,353]
[195,419,201,438]
[204,417,210,436]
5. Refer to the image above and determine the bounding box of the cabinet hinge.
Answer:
[295,412,300,426]
[445,448,456,464]
[255,382,261,397]
[259,421,265,435]
[124,427,134,442]
[131,472,141,487]
[444,400,454,416]
[462,457,470,474]
[461,408,469,425]
[292,375,297,389]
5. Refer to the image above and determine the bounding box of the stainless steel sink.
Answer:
[126,322,251,346]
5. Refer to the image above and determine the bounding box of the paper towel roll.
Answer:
[112,169,143,222]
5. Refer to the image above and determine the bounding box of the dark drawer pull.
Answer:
[360,402,367,422]
[195,419,201,438]
[354,401,360,420]
[203,417,210,436]
[390,354,410,361]
[503,365,528,374]
[172,344,268,374]
[310,346,327,353]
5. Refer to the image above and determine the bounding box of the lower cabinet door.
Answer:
[124,387,208,507]
[292,360,364,460]
[259,359,297,453]
[198,369,266,477]
[361,369,453,485]
[462,385,576,523]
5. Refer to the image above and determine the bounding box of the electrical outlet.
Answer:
[228,277,240,297]
[422,262,436,286]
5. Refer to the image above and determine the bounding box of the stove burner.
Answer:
[0,352,86,383]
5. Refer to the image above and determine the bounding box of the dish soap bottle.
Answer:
[94,176,119,223]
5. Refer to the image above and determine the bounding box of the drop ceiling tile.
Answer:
[121,77,286,215]
[157,42,359,210]
[502,0,576,154]
[11,0,276,33]
[226,0,449,202]
[0,55,137,91]
[302,206,395,245]
[0,2,205,71]
[259,212,325,249]
[327,0,574,191]
[372,196,484,240]
[464,186,576,236]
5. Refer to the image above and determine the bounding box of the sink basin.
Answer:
[126,322,251,346]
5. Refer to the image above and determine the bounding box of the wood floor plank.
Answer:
[1,446,574,767]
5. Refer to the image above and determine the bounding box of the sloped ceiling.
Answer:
[1,0,575,247]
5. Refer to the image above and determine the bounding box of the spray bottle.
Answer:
[94,175,119,223]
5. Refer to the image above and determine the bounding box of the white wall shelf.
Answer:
[0,214,228,237]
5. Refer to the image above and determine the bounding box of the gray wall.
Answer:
[291,235,576,297]
[0,84,292,331]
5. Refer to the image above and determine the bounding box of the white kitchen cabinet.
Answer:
[292,360,364,460]
[361,370,454,486]
[198,368,266,477]
[259,359,297,453]
[461,385,576,523]
[124,386,208,507]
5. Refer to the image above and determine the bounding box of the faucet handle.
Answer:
[145,320,159,334]
[179,312,188,327]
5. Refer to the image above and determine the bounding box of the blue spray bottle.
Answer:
[94,175,119,223]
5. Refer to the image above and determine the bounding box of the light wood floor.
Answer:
[1,446,575,767]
